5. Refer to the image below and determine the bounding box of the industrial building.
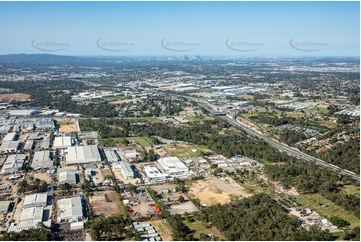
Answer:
[31,150,53,169]
[58,170,77,184]
[38,138,50,149]
[0,200,10,214]
[143,166,169,181]
[8,109,38,116]
[66,145,102,165]
[104,148,121,162]
[57,196,84,223]
[113,161,134,179]
[158,157,189,176]
[54,136,74,149]
[0,154,26,174]
[23,140,34,150]
[26,132,42,140]
[122,147,139,159]
[0,125,12,134]
[0,140,19,153]
[35,119,55,130]
[23,193,48,208]
[8,206,50,232]
[2,132,17,142]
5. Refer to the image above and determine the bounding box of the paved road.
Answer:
[187,96,359,181]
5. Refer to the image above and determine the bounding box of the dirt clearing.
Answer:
[56,118,79,132]
[189,176,251,206]
[89,191,122,217]
[0,93,32,102]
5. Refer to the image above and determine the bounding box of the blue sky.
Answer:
[0,1,359,56]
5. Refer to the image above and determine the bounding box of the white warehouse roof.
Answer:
[1,154,26,174]
[57,196,83,223]
[158,157,189,174]
[7,206,50,233]
[66,145,101,164]
[113,161,134,178]
[104,148,121,162]
[23,193,48,208]
[144,166,168,180]
[58,170,77,184]
[31,150,53,169]
[2,132,17,142]
[20,207,44,223]
[0,140,19,153]
[54,136,73,149]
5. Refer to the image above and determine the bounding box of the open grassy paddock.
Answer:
[184,219,225,240]
[127,136,154,147]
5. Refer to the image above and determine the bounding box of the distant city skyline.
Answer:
[0,1,359,56]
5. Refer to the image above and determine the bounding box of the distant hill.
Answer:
[0,53,86,64]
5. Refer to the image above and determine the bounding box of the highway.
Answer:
[185,96,360,181]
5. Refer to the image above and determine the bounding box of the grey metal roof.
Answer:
[31,150,52,168]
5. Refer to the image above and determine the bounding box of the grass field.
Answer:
[127,136,154,147]
[342,185,360,196]
[165,144,198,158]
[186,115,214,122]
[185,220,225,240]
[195,144,213,153]
[297,194,360,228]
[102,138,125,147]
[316,120,338,129]
[238,94,254,100]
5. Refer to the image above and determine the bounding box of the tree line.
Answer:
[201,193,333,241]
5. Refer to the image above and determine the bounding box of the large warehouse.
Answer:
[8,109,38,116]
[0,140,19,153]
[66,145,102,165]
[0,154,26,174]
[53,136,74,149]
[31,150,53,169]
[104,148,121,162]
[2,132,17,142]
[113,161,134,179]
[158,157,189,176]
[0,200,10,215]
[23,193,48,208]
[144,166,169,182]
[8,206,50,233]
[58,170,77,184]
[57,196,84,223]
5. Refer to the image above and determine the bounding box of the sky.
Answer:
[0,1,359,56]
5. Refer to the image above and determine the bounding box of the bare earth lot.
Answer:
[56,118,79,132]
[89,191,122,217]
[31,171,52,184]
[0,93,32,102]
[189,175,251,206]
[169,200,199,215]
